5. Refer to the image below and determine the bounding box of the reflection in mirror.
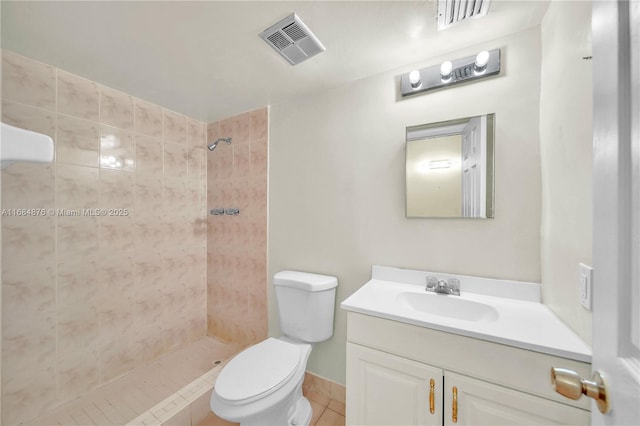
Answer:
[406,114,494,218]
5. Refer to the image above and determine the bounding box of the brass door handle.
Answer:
[452,386,458,423]
[429,378,435,414]
[551,367,609,413]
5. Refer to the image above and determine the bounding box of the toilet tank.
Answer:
[274,271,338,343]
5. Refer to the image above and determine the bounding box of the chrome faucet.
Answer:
[425,276,460,296]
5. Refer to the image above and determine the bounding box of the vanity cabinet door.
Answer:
[443,372,590,426]
[346,343,443,426]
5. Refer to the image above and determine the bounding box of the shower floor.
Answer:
[26,337,240,426]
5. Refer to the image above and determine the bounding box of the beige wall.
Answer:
[269,27,543,384]
[1,51,208,425]
[206,108,268,347]
[540,0,593,344]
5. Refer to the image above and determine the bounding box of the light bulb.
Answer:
[440,61,453,81]
[409,70,421,89]
[429,159,452,169]
[474,50,490,73]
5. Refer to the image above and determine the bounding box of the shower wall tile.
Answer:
[56,349,100,402]
[187,309,207,342]
[233,144,250,178]
[100,86,134,131]
[188,118,206,149]
[1,51,207,425]
[2,261,55,322]
[233,112,251,145]
[131,324,165,363]
[2,286,55,351]
[136,134,164,176]
[101,216,136,254]
[163,318,188,352]
[249,108,268,141]
[2,216,55,267]
[99,168,134,208]
[186,178,206,219]
[164,109,187,145]
[0,162,55,210]
[133,287,164,329]
[164,142,188,177]
[250,138,268,177]
[56,304,100,358]
[219,118,234,142]
[135,219,165,252]
[1,51,55,110]
[56,256,101,309]
[218,146,234,181]
[2,100,55,139]
[57,70,100,121]
[100,298,135,345]
[56,164,99,209]
[135,100,164,138]
[135,175,164,219]
[100,125,135,171]
[188,147,207,182]
[56,216,99,258]
[100,336,136,382]
[2,367,58,426]
[56,114,100,167]
[207,107,268,347]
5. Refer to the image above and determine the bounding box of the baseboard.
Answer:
[302,371,346,404]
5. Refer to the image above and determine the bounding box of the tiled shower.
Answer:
[0,50,268,425]
[206,110,268,347]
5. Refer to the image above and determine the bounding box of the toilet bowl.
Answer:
[210,271,338,426]
[211,337,312,425]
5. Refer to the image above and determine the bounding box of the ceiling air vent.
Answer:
[260,13,326,66]
[437,0,491,31]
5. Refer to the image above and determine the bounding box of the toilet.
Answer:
[210,271,338,426]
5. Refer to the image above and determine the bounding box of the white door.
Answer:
[461,116,487,217]
[444,372,589,426]
[346,343,443,426]
[591,1,640,424]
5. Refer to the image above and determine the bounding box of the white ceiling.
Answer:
[1,1,549,122]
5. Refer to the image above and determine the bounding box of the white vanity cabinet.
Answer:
[346,312,591,426]
[347,343,443,426]
[443,372,589,425]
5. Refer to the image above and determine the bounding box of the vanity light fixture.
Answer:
[409,70,422,89]
[416,159,454,174]
[429,159,452,169]
[400,48,501,97]
[440,61,453,82]
[474,50,490,74]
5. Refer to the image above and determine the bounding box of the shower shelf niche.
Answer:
[209,208,240,216]
[0,122,54,169]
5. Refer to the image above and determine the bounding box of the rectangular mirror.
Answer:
[406,114,495,218]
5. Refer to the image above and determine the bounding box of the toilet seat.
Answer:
[215,338,302,404]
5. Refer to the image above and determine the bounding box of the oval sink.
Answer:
[396,292,499,322]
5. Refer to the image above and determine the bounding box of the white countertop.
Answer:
[340,266,592,363]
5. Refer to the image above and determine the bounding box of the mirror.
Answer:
[406,114,495,218]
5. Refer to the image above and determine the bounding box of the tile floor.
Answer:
[197,387,345,426]
[25,337,239,426]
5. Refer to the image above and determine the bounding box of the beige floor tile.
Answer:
[303,388,330,407]
[327,400,345,417]
[310,399,326,425]
[26,337,236,426]
[315,408,345,426]
[196,411,238,426]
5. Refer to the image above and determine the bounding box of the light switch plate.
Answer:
[578,263,593,311]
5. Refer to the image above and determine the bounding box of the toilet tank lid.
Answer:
[274,271,338,291]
